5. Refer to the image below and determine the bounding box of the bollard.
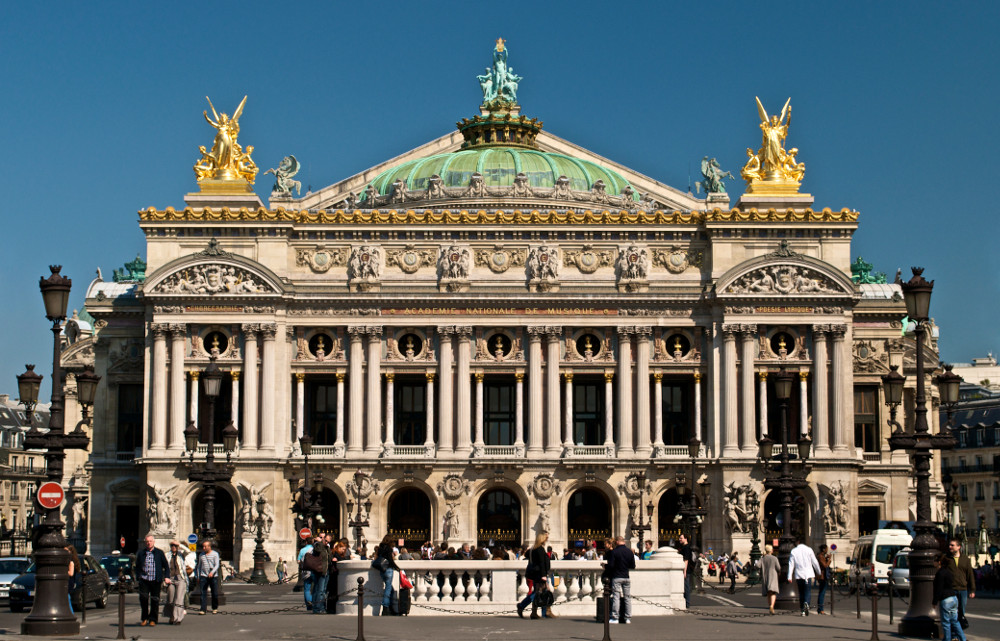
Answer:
[887,571,894,624]
[601,578,612,641]
[868,587,879,641]
[855,568,862,619]
[830,572,835,616]
[355,577,366,641]
[116,570,126,640]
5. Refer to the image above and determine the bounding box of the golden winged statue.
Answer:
[742,96,805,193]
[194,95,258,185]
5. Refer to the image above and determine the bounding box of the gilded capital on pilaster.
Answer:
[758,371,768,381]
[514,372,524,382]
[563,371,574,382]
[336,372,346,383]
[260,323,278,340]
[294,372,305,383]
[473,372,485,382]
[230,370,241,381]
[385,372,395,382]
[693,372,702,383]
[652,372,663,383]
[190,370,200,381]
[604,372,615,383]
[799,371,809,381]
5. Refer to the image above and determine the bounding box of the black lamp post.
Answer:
[887,267,956,638]
[185,355,237,606]
[746,492,762,584]
[249,496,269,584]
[629,471,654,553]
[291,431,322,592]
[21,266,94,636]
[677,439,706,557]
[759,368,811,611]
[348,470,371,557]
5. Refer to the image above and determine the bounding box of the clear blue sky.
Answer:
[1,0,997,397]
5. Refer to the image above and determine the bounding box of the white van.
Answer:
[848,529,912,592]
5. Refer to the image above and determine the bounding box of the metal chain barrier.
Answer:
[633,594,798,619]
[700,578,760,594]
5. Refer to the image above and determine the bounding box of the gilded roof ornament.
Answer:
[741,97,806,195]
[194,95,258,192]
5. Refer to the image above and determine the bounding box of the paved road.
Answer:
[0,581,995,641]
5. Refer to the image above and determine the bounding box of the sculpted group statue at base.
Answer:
[194,95,258,186]
[742,97,806,195]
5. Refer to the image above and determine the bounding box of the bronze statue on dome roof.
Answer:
[477,37,522,108]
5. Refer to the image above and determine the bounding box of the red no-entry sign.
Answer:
[299,527,312,540]
[37,482,64,510]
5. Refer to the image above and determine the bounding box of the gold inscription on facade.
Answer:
[185,305,245,312]
[754,306,814,313]
[384,307,615,316]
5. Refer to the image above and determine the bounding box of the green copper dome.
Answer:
[364,146,639,200]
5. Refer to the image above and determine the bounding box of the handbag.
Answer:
[371,556,390,572]
[303,550,325,573]
[399,570,413,590]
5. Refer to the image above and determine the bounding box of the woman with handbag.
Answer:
[373,534,400,615]
[518,532,557,619]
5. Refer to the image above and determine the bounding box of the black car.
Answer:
[100,554,136,593]
[8,555,111,613]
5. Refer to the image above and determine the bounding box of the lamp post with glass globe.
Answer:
[291,432,322,591]
[885,267,957,637]
[249,496,269,584]
[20,266,97,636]
[758,368,811,610]
[348,470,371,557]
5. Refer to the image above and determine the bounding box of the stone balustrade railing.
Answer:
[334,548,685,616]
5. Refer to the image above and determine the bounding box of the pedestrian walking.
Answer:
[934,552,967,641]
[677,534,693,607]
[787,538,821,616]
[760,544,780,614]
[373,534,400,615]
[816,544,831,614]
[718,553,729,584]
[164,540,188,624]
[606,534,635,624]
[517,531,555,619]
[66,545,81,614]
[136,535,171,626]
[948,537,976,631]
[726,552,742,593]
[197,540,221,614]
[276,557,287,583]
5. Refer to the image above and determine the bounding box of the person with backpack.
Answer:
[373,534,401,615]
[301,537,330,614]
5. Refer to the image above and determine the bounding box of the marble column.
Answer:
[424,372,436,452]
[189,371,199,428]
[474,372,485,453]
[260,324,277,450]
[384,372,395,450]
[168,324,186,450]
[616,327,634,454]
[652,372,664,451]
[758,371,769,442]
[545,327,562,456]
[739,325,757,454]
[693,372,702,443]
[830,325,848,454]
[721,324,739,457]
[230,371,240,436]
[811,326,830,454]
[514,372,525,450]
[295,373,305,441]
[437,327,454,454]
[635,327,652,456]
[347,327,365,453]
[799,372,809,439]
[563,372,574,448]
[150,324,168,450]
[455,327,472,455]
[365,326,383,455]
[527,327,544,457]
[241,324,259,450]
[604,372,615,448]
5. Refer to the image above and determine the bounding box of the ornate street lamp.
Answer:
[887,267,956,637]
[21,266,93,636]
[746,492,763,584]
[882,365,905,433]
[249,496,269,584]
[677,438,707,586]
[936,365,963,428]
[628,471,654,553]
[348,470,371,556]
[758,368,810,610]
[186,355,236,606]
[291,429,322,591]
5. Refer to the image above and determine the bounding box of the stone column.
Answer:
[739,325,757,455]
[563,372,574,448]
[721,324,739,457]
[241,323,259,450]
[514,372,525,450]
[424,372,436,452]
[758,371,769,442]
[545,327,562,456]
[455,327,473,455]
[260,324,277,450]
[635,326,652,456]
[230,371,240,436]
[604,372,615,448]
[295,373,305,441]
[384,372,395,450]
[830,325,848,454]
[652,372,664,451]
[347,327,365,453]
[150,323,168,450]
[693,372,702,442]
[474,372,485,453]
[811,326,830,454]
[437,327,454,455]
[365,326,383,455]
[335,372,346,452]
[616,327,634,454]
[527,327,544,457]
[189,371,199,428]
[799,371,809,440]
[168,324,186,450]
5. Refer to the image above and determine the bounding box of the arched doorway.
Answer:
[386,488,431,550]
[316,488,341,540]
[657,488,682,546]
[763,490,806,543]
[477,489,521,548]
[192,487,235,561]
[567,489,611,546]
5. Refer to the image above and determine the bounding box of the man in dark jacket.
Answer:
[136,535,171,626]
[605,535,636,624]
[948,538,976,623]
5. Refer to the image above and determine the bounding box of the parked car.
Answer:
[848,528,912,593]
[890,548,910,593]
[100,553,136,593]
[0,557,31,601]
[8,555,110,613]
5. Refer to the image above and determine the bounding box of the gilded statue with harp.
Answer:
[194,95,258,186]
[742,96,805,194]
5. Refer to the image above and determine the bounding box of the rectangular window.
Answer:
[573,378,605,445]
[976,482,985,500]
[395,377,428,446]
[484,378,515,446]
[662,380,692,446]
[10,483,18,499]
[854,386,879,452]
[993,481,999,500]
[960,484,968,500]
[116,384,143,452]
[307,381,338,446]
